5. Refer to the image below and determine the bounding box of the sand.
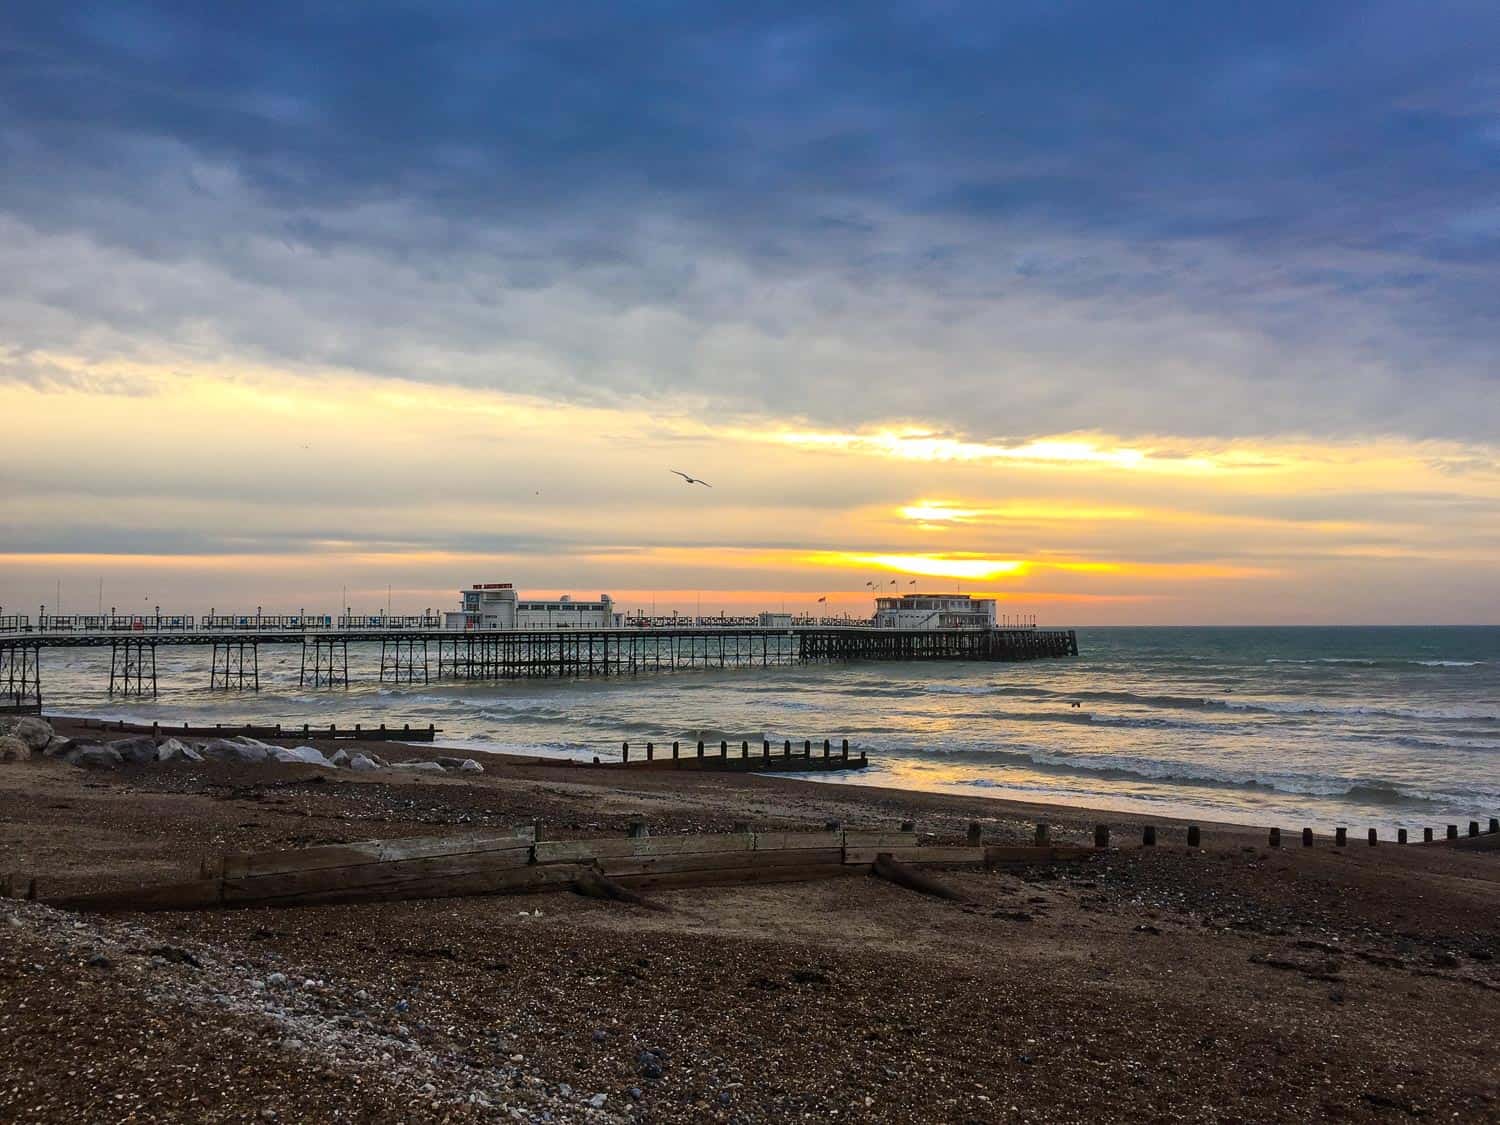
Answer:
[1,716,1497,1122]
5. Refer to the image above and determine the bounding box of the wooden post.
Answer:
[1446,824,1458,841]
[720,740,727,759]
[1424,827,1434,843]
[672,741,679,760]
[1094,824,1109,848]
[741,741,748,759]
[783,740,791,758]
[696,740,704,759]
[823,739,830,760]
[628,819,648,839]
[622,741,629,763]
[1367,828,1378,846]
[1398,828,1408,845]
[803,739,811,759]
[1034,822,1049,846]
[1490,817,1499,834]
[841,738,849,761]
[762,740,770,761]
[1335,827,1347,847]
[1302,828,1313,847]
[900,819,916,832]
[732,821,750,833]
[966,822,982,846]
[1186,825,1201,848]
[1269,827,1281,848]
[1142,825,1156,847]
[645,742,653,762]
[1468,821,1480,837]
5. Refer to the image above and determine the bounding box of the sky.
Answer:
[2,2,1498,624]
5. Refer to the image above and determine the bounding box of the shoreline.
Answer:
[37,707,1496,842]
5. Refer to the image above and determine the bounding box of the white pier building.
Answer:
[873,592,997,630]
[443,583,619,630]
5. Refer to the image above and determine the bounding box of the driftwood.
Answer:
[572,865,668,910]
[871,853,968,902]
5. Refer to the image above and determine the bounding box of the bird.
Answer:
[1069,701,1082,709]
[670,470,712,488]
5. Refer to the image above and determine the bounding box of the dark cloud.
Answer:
[2,2,1498,440]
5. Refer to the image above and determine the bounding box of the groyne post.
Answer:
[1187,826,1201,848]
[1142,825,1156,847]
[1335,827,1347,847]
[1367,829,1378,846]
[1446,825,1458,841]
[1469,821,1480,837]
[628,818,648,839]
[622,742,629,763]
[1424,827,1434,843]
[1035,823,1049,846]
[1490,817,1499,834]
[646,742,654,762]
[841,739,849,761]
[1398,828,1408,844]
[1302,828,1313,847]
[1095,824,1110,848]
[966,822,982,846]
[1269,827,1281,848]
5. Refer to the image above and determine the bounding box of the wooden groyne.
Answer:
[26,824,1097,913]
[0,624,1079,703]
[74,718,442,743]
[601,738,869,773]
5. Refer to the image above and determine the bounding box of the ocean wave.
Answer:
[897,744,1496,808]
[1267,657,1486,669]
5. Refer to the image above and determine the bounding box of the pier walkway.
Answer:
[0,618,1078,707]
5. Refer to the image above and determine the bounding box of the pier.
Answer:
[0,615,1078,705]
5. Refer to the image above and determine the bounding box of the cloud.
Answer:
[0,3,1497,444]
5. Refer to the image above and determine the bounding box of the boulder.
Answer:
[200,739,269,764]
[156,738,192,762]
[390,760,445,773]
[42,735,74,758]
[0,735,31,762]
[328,749,350,767]
[347,754,381,772]
[458,759,484,773]
[108,737,158,766]
[12,716,54,751]
[68,744,123,770]
[179,742,204,762]
[268,745,332,767]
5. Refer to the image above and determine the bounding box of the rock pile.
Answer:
[0,718,483,776]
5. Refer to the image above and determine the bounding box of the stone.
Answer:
[268,745,333,766]
[390,761,445,773]
[68,744,123,770]
[458,759,484,773]
[11,716,54,751]
[348,754,381,772]
[156,738,192,762]
[329,749,350,767]
[107,736,159,765]
[179,742,204,762]
[636,1049,665,1080]
[266,972,288,988]
[588,1094,607,1109]
[200,739,269,764]
[0,735,31,762]
[42,735,74,758]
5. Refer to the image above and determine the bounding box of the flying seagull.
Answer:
[670,470,712,488]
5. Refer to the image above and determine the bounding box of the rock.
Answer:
[636,1049,665,1080]
[628,1087,643,1102]
[588,1094,607,1109]
[200,739,269,764]
[68,744,123,770]
[266,972,288,989]
[107,736,158,765]
[348,754,380,772]
[458,759,484,773]
[390,761,445,773]
[156,738,192,762]
[591,1029,608,1043]
[179,742,204,762]
[11,716,54,750]
[0,735,31,762]
[267,745,332,766]
[329,749,350,767]
[42,735,74,758]
[149,945,202,968]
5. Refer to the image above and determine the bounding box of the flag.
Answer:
[817,596,827,603]
[909,579,916,585]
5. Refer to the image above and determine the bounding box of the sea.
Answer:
[33,626,1500,833]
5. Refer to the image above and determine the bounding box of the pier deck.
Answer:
[0,624,1078,704]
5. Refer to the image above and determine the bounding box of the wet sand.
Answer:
[1,716,1497,1122]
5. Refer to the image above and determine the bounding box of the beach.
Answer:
[2,717,1497,1122]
